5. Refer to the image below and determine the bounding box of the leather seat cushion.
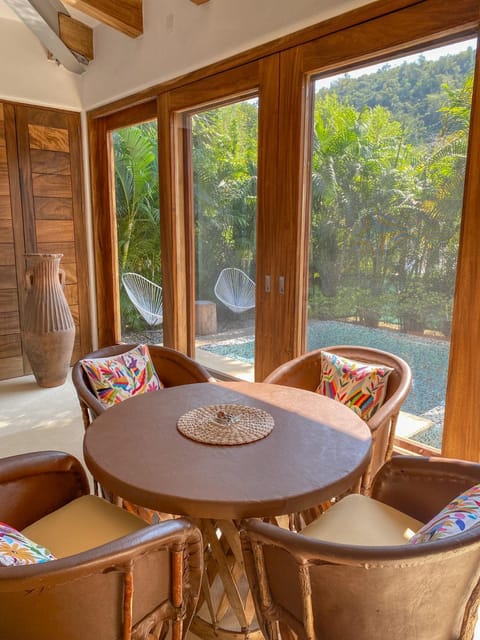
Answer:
[300,493,424,546]
[22,495,147,558]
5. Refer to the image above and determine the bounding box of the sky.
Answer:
[315,37,477,89]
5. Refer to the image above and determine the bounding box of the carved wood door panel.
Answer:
[0,102,91,381]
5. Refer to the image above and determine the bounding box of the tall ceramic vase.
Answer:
[22,253,75,388]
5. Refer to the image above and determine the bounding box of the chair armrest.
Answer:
[371,455,480,523]
[0,517,202,587]
[0,451,90,530]
[366,369,412,435]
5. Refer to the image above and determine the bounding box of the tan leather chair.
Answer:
[241,455,480,640]
[72,343,215,431]
[264,345,412,493]
[0,451,203,640]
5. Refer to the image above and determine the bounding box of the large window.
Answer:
[90,0,480,461]
[307,40,476,451]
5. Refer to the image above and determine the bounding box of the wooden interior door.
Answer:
[0,102,91,381]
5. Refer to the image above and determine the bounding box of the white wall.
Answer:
[82,0,366,110]
[0,17,82,110]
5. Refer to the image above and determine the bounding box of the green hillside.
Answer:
[317,47,475,144]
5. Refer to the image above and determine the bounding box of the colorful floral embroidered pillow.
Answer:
[81,344,163,408]
[410,483,480,544]
[0,522,56,566]
[316,351,393,421]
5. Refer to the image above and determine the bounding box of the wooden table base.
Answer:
[190,519,264,640]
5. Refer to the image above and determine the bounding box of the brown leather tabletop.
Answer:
[83,381,371,520]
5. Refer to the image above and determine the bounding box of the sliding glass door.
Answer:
[90,0,480,460]
[111,119,162,344]
[191,99,258,379]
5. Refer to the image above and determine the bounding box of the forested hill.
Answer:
[317,47,475,144]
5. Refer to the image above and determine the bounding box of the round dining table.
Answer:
[83,380,371,639]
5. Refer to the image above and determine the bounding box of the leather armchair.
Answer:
[241,455,480,640]
[0,451,203,640]
[72,343,215,430]
[264,345,412,492]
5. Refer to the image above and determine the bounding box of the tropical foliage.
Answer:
[113,122,160,327]
[309,51,475,334]
[113,122,160,279]
[113,47,475,335]
[192,100,258,300]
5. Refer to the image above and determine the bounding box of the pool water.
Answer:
[201,320,449,416]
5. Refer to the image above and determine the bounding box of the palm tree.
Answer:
[113,122,160,278]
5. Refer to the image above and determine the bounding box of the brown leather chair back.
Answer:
[72,343,214,430]
[264,345,412,492]
[0,451,203,640]
[241,455,480,640]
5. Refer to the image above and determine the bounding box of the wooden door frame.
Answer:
[88,100,157,347]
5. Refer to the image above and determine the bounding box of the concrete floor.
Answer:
[0,370,84,463]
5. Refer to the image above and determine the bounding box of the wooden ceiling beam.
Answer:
[58,12,93,61]
[3,0,88,73]
[62,0,143,38]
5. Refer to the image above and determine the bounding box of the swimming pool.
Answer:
[201,320,449,417]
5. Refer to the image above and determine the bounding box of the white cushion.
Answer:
[300,493,424,546]
[22,495,147,558]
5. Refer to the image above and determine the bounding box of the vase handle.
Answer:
[25,271,33,289]
[59,268,66,289]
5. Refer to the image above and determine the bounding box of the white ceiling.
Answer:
[0,0,18,20]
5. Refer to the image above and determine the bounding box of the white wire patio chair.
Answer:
[214,267,256,313]
[121,272,163,327]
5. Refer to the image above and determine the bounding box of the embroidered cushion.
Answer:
[81,344,163,408]
[317,351,393,420]
[410,483,480,544]
[0,522,55,566]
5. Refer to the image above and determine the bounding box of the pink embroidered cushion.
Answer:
[0,522,55,566]
[410,483,480,544]
[81,344,163,408]
[316,351,393,421]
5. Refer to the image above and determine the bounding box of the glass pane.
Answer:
[307,39,476,450]
[192,99,258,380]
[111,120,162,344]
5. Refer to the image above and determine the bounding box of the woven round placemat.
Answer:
[177,403,274,445]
